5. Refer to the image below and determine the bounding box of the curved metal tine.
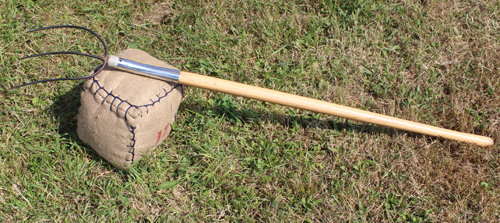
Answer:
[11,63,106,89]
[12,25,109,89]
[20,51,104,61]
[25,25,108,55]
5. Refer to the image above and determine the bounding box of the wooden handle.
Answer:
[179,71,494,147]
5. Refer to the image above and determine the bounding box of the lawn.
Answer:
[1,0,499,222]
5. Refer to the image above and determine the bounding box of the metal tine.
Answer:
[11,64,106,89]
[20,51,104,61]
[11,25,109,89]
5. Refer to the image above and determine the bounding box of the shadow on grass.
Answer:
[47,84,108,166]
[182,95,406,140]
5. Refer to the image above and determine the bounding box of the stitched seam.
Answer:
[126,126,137,162]
[90,76,182,119]
[89,76,183,162]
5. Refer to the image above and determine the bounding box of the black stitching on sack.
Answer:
[89,79,97,90]
[125,126,137,162]
[115,99,126,114]
[110,96,118,111]
[93,86,103,96]
[124,105,140,120]
[90,76,182,119]
[133,83,181,113]
[101,90,112,105]
[89,76,183,163]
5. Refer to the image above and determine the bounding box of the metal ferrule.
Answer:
[108,55,180,82]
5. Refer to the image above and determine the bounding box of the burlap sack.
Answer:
[77,49,183,169]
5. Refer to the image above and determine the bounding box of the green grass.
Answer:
[1,0,499,221]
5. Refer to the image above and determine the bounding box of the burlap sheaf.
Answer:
[77,49,183,169]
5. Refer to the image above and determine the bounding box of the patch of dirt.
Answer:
[144,2,173,24]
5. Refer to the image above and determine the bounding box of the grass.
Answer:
[1,0,499,221]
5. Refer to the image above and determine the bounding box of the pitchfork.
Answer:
[13,25,494,147]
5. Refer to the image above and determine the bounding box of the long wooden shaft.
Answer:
[179,71,494,147]
[107,55,493,146]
